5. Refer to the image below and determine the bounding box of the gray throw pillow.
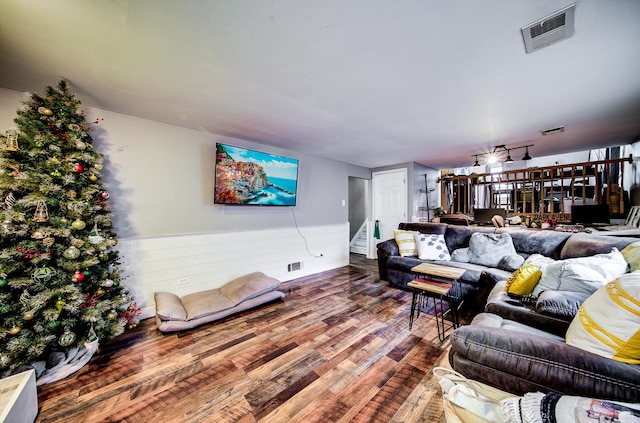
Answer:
[467,232,519,268]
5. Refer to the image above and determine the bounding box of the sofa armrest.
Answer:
[485,290,571,337]
[449,326,640,402]
[376,239,399,281]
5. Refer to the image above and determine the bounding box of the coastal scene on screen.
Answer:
[215,143,299,205]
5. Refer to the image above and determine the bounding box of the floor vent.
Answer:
[521,3,576,54]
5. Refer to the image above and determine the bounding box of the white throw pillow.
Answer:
[565,271,640,364]
[414,233,451,261]
[533,248,628,298]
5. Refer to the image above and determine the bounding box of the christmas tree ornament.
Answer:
[67,190,77,198]
[33,200,49,222]
[97,288,105,295]
[72,270,85,282]
[4,192,16,208]
[0,354,10,368]
[108,311,118,320]
[98,251,108,261]
[60,217,68,224]
[102,279,114,287]
[38,107,53,116]
[4,130,19,151]
[1,219,12,232]
[55,298,65,313]
[31,229,46,239]
[23,311,35,321]
[63,246,81,259]
[8,326,21,335]
[100,191,110,200]
[89,174,98,182]
[71,237,84,248]
[0,304,10,313]
[46,197,59,207]
[88,223,104,244]
[0,278,7,287]
[71,219,86,230]
[20,290,31,306]
[32,266,56,282]
[43,237,55,248]
[87,325,98,342]
[50,170,62,177]
[58,329,76,346]
[4,192,15,208]
[93,162,103,171]
[74,164,84,173]
[46,320,60,330]
[75,140,86,150]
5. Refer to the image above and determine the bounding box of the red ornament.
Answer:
[75,164,84,173]
[72,271,85,282]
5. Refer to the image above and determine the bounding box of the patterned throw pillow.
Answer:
[414,233,451,261]
[394,230,419,257]
[621,241,640,273]
[505,264,542,296]
[565,271,640,364]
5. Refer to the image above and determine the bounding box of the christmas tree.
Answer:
[0,80,140,375]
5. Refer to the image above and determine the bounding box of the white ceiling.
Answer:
[1,0,639,169]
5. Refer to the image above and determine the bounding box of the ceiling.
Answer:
[1,0,640,169]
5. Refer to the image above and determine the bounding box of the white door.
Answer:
[372,169,408,243]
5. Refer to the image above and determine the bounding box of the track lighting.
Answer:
[471,144,533,166]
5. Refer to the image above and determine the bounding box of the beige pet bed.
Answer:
[154,272,285,332]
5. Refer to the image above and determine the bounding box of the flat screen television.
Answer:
[214,143,299,206]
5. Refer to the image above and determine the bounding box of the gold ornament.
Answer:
[55,298,65,313]
[63,246,81,259]
[5,130,18,151]
[67,190,77,198]
[108,311,118,320]
[38,107,53,116]
[31,229,47,239]
[23,311,35,321]
[33,200,49,222]
[89,174,98,182]
[43,237,55,248]
[71,219,86,230]
[8,326,20,335]
[72,237,85,248]
[75,141,86,150]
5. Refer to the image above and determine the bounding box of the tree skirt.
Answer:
[32,339,99,386]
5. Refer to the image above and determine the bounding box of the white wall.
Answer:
[0,86,371,318]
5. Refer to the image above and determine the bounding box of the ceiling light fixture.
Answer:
[470,144,533,166]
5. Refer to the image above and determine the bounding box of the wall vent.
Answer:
[541,126,565,136]
[287,262,302,272]
[521,3,576,54]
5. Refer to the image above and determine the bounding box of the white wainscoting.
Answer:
[118,223,350,319]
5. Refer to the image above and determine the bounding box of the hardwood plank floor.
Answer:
[36,257,452,422]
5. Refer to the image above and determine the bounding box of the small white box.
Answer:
[0,369,38,423]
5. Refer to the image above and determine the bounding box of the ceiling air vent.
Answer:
[521,3,576,54]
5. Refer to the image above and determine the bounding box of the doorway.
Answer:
[372,168,408,243]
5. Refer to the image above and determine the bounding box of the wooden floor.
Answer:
[36,256,451,422]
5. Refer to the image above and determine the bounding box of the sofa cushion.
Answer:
[154,292,188,321]
[219,272,282,305]
[532,248,628,297]
[394,230,419,257]
[505,264,542,296]
[560,233,640,259]
[565,271,640,364]
[535,290,590,320]
[450,247,470,263]
[523,253,556,270]
[182,288,235,320]
[467,233,522,271]
[622,241,640,273]
[496,228,571,259]
[414,233,451,260]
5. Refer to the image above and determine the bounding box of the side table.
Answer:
[409,263,466,341]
